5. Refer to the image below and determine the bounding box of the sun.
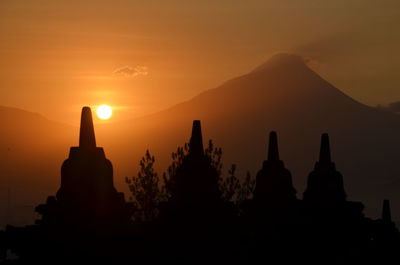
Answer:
[96,105,113,120]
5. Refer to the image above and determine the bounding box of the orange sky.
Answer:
[1,0,400,124]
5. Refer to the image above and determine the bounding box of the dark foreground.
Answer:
[1,107,399,264]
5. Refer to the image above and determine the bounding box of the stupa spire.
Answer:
[267,131,280,161]
[382,199,392,222]
[79,106,96,148]
[319,133,331,163]
[189,120,204,156]
[253,131,297,203]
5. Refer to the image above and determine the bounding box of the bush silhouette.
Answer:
[126,150,167,222]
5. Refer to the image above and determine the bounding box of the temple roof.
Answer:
[267,131,280,161]
[319,133,331,164]
[79,106,96,148]
[382,199,392,222]
[189,120,204,157]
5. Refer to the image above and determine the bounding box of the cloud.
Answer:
[376,101,400,113]
[113,66,148,77]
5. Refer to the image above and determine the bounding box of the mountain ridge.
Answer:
[2,53,400,227]
[99,53,400,220]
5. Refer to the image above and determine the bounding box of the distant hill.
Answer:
[2,53,400,227]
[100,53,400,219]
[0,106,75,228]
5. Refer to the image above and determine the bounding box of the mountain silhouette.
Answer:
[0,106,74,228]
[1,53,400,226]
[102,53,400,219]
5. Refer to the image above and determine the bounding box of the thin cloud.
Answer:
[113,66,148,77]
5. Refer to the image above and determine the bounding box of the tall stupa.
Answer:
[36,107,133,228]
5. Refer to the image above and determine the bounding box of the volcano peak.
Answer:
[252,53,309,73]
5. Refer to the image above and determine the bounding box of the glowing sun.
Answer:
[96,105,113,120]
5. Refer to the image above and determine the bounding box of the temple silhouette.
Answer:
[303,133,347,203]
[0,107,400,264]
[162,120,222,216]
[37,107,133,232]
[253,131,297,206]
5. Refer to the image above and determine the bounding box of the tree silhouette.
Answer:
[220,164,255,208]
[237,171,255,203]
[205,139,223,176]
[125,150,167,222]
[220,164,240,202]
[162,143,189,196]
[163,140,222,185]
[127,140,253,222]
[164,140,254,206]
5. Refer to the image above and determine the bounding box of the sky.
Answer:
[0,0,400,125]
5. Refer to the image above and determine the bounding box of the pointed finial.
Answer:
[189,120,204,155]
[267,131,280,161]
[319,133,331,163]
[189,120,204,156]
[79,106,96,148]
[382,199,392,222]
